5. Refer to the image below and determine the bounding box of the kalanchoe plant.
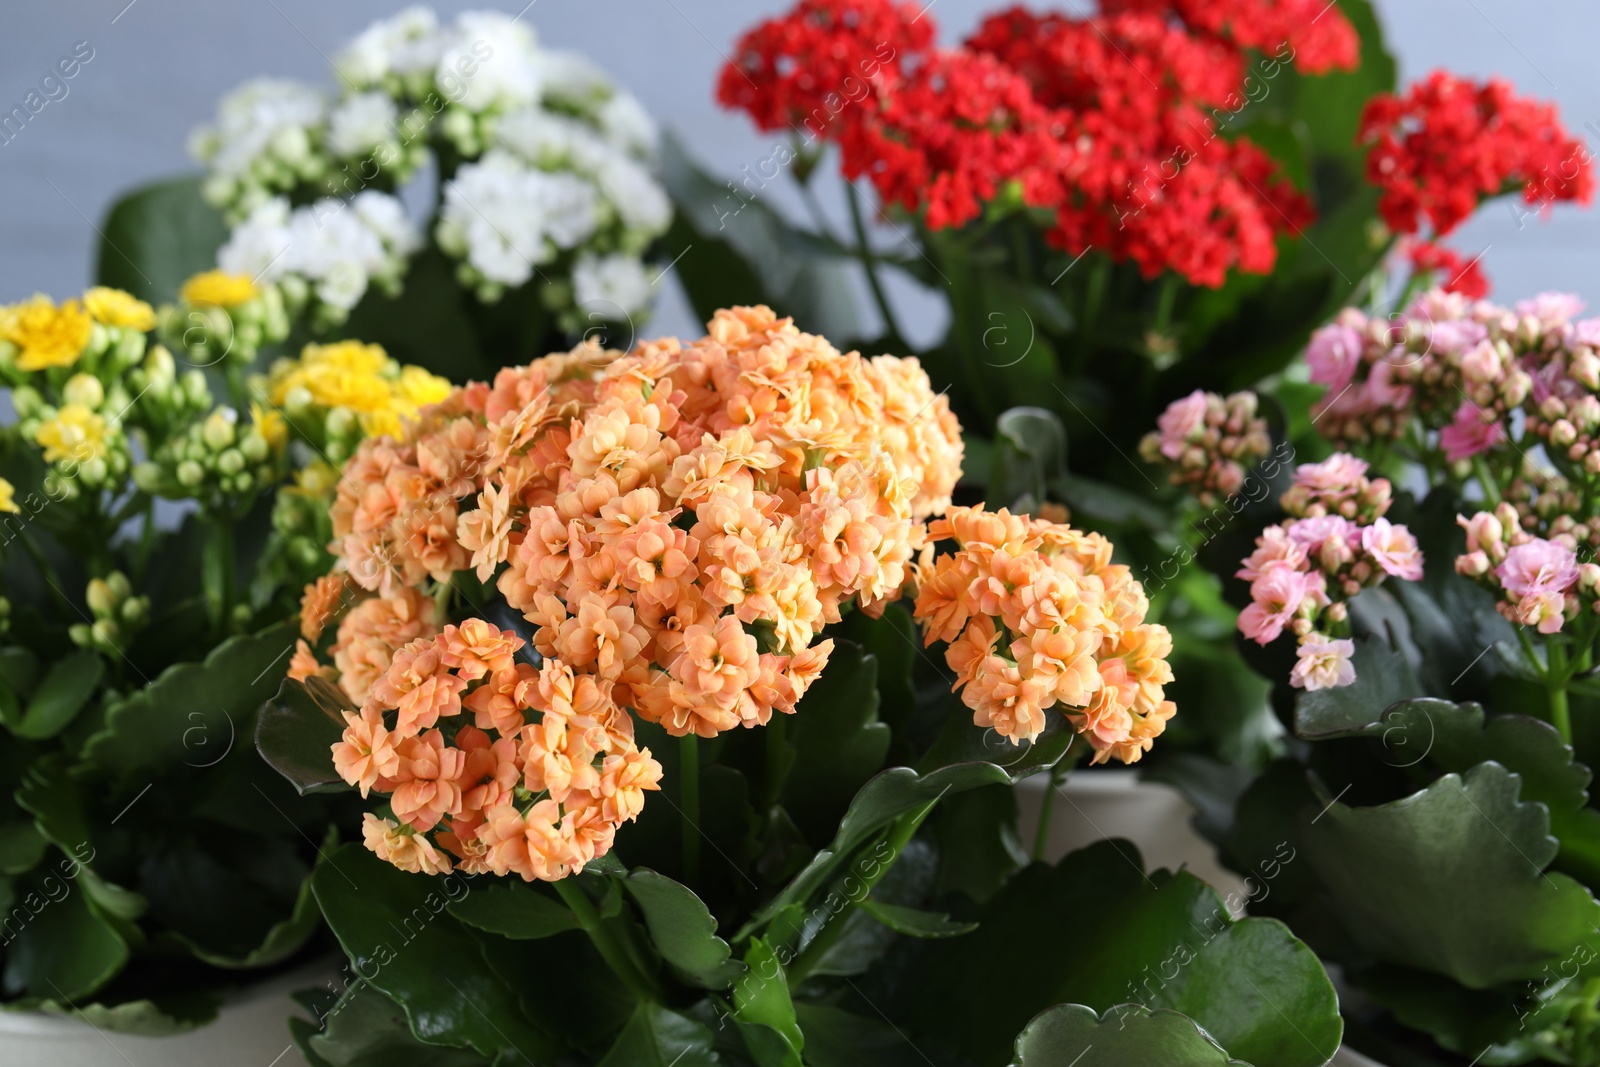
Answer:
[0,286,444,1029]
[258,309,1342,1066]
[100,7,673,384]
[1145,284,1600,1064]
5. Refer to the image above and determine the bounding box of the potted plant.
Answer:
[0,280,455,1060]
[256,306,1345,1066]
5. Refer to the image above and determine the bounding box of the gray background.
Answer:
[2,0,1597,343]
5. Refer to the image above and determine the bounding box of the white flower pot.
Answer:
[1017,771,1392,1067]
[1015,769,1247,903]
[0,964,325,1067]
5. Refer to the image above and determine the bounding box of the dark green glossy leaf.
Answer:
[311,843,556,1063]
[1,872,128,1001]
[0,821,46,876]
[1013,1004,1250,1067]
[782,640,890,844]
[660,134,864,341]
[296,980,487,1067]
[1301,762,1600,988]
[81,624,296,782]
[256,675,355,796]
[174,847,323,968]
[897,841,1340,1067]
[857,898,977,938]
[9,649,102,740]
[30,992,221,1036]
[621,869,744,990]
[95,176,229,304]
[733,937,803,1067]
[1294,634,1419,738]
[741,715,1072,937]
[597,1002,720,1067]
[792,1003,931,1067]
[447,882,579,940]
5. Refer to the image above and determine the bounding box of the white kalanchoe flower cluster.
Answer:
[189,79,329,222]
[217,192,422,329]
[191,7,670,337]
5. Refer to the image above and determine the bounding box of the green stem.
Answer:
[1516,625,1547,680]
[208,516,236,632]
[224,362,248,412]
[681,734,701,885]
[1549,639,1573,744]
[1032,764,1066,862]
[1152,273,1180,338]
[846,182,903,345]
[787,797,938,986]
[15,530,74,616]
[1472,455,1502,507]
[764,714,789,812]
[553,878,661,1002]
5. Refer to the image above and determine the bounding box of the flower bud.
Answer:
[177,460,205,488]
[202,408,237,450]
[1456,550,1490,577]
[1552,420,1579,448]
[1580,563,1600,594]
[86,578,116,617]
[64,373,104,410]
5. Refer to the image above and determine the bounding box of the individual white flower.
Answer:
[539,50,612,113]
[437,150,599,290]
[193,78,326,179]
[351,190,422,259]
[494,107,604,169]
[336,6,443,89]
[598,92,659,159]
[438,10,539,114]
[572,253,652,320]
[217,198,294,281]
[596,152,672,237]
[327,92,399,158]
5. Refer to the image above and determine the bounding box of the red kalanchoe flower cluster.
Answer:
[1100,0,1359,74]
[1404,238,1490,299]
[1360,71,1594,239]
[720,0,1349,287]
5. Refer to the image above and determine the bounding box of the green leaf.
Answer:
[2,872,128,1001]
[0,821,47,876]
[297,980,488,1067]
[256,675,355,796]
[16,756,146,924]
[8,649,103,740]
[792,1003,932,1067]
[659,134,865,341]
[597,1003,720,1067]
[81,624,296,782]
[30,993,221,1036]
[896,841,1341,1067]
[740,714,1072,938]
[176,849,323,968]
[857,898,977,938]
[0,646,39,698]
[989,406,1069,509]
[311,843,557,1063]
[782,640,891,844]
[1301,762,1600,988]
[621,869,744,990]
[1012,1004,1250,1067]
[733,937,804,1067]
[95,175,230,304]
[1294,634,1420,738]
[447,882,579,940]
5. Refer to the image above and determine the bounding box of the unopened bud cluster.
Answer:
[135,406,286,515]
[1140,389,1271,507]
[70,572,150,655]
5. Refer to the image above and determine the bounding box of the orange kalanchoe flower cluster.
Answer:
[913,506,1175,764]
[334,620,663,880]
[298,306,967,879]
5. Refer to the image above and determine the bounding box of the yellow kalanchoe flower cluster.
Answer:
[164,269,291,367]
[1,294,96,372]
[180,270,260,309]
[264,340,452,453]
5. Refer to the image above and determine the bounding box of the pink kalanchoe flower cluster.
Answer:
[1304,289,1600,475]
[1140,389,1271,506]
[1455,504,1600,634]
[1236,454,1424,690]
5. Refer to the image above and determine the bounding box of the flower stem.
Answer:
[1032,764,1066,862]
[764,714,789,812]
[1549,638,1574,744]
[787,796,938,986]
[846,182,903,345]
[681,734,701,885]
[553,878,660,1003]
[1472,455,1502,507]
